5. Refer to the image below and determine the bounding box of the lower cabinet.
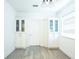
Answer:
[15,32,27,48]
[59,36,75,59]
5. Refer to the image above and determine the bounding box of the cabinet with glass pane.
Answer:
[16,19,26,48]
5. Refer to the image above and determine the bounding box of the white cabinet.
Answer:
[59,37,75,59]
[15,18,28,48]
[15,32,27,48]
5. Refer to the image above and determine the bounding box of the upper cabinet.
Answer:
[16,20,25,32]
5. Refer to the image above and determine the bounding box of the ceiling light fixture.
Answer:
[41,0,54,7]
[33,0,54,8]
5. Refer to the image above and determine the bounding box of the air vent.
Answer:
[33,5,39,7]
[50,0,52,2]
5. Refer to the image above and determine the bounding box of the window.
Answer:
[16,20,19,31]
[55,20,58,32]
[21,20,25,32]
[50,20,53,32]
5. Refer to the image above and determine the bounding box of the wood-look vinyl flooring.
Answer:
[5,46,71,59]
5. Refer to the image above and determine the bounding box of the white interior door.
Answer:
[27,18,48,47]
[28,19,40,45]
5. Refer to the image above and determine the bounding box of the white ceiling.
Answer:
[6,0,72,13]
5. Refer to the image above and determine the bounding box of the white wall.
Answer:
[15,12,60,48]
[56,0,75,59]
[15,12,49,48]
[56,0,75,37]
[4,1,16,58]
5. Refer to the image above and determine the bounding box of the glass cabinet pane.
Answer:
[16,20,19,31]
[55,20,58,32]
[50,20,53,32]
[21,20,25,32]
